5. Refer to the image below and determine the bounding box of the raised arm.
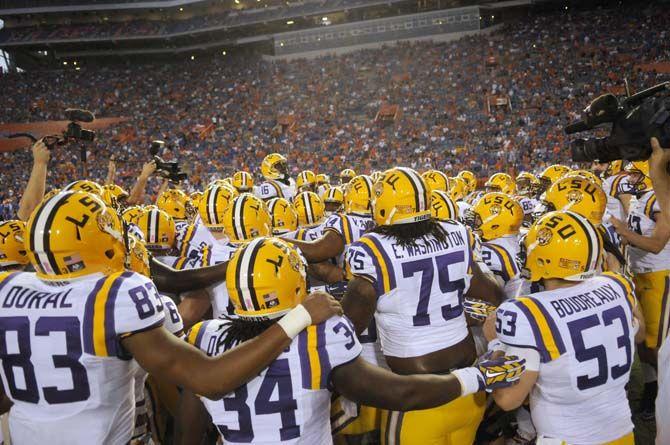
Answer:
[17,140,50,221]
[283,231,345,263]
[127,160,157,205]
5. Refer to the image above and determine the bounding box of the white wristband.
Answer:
[487,339,504,351]
[451,367,482,397]
[277,304,312,339]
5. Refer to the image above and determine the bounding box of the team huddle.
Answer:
[0,149,664,445]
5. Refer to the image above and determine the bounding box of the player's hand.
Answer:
[32,139,50,165]
[140,160,157,179]
[475,352,525,392]
[463,298,497,321]
[302,291,343,324]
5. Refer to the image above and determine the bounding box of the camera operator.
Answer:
[646,137,670,445]
[127,160,157,205]
[16,139,50,221]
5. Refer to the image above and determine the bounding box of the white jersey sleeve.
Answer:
[113,272,166,348]
[160,295,184,335]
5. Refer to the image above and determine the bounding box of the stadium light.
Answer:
[191,55,195,60]
[322,17,328,21]
[75,67,81,71]
[286,20,294,25]
[280,42,284,47]
[63,61,68,65]
[222,50,227,55]
[73,61,78,66]
[179,7,184,11]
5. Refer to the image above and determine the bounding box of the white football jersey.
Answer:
[601,173,627,221]
[480,235,528,299]
[174,241,238,318]
[517,196,539,217]
[456,200,471,220]
[254,178,297,202]
[0,270,165,445]
[347,220,473,358]
[496,272,636,444]
[187,315,362,444]
[322,213,386,368]
[176,218,219,261]
[626,191,670,273]
[132,294,183,441]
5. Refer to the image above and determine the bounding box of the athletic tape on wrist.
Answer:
[277,304,312,339]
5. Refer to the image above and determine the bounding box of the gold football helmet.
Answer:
[232,171,254,193]
[157,189,192,221]
[373,167,431,226]
[447,177,468,201]
[422,170,450,192]
[543,176,606,225]
[485,173,516,195]
[339,168,356,185]
[189,191,203,207]
[538,164,571,191]
[261,153,288,180]
[26,191,125,280]
[457,170,477,193]
[63,180,103,196]
[469,193,523,241]
[125,234,150,277]
[293,191,325,228]
[624,160,653,193]
[316,173,330,186]
[522,211,602,281]
[604,160,623,178]
[430,190,458,222]
[565,170,602,186]
[101,184,128,209]
[121,205,143,225]
[136,208,176,251]
[226,237,307,319]
[267,198,298,235]
[515,172,540,196]
[198,184,237,231]
[323,186,345,215]
[344,175,373,216]
[223,193,272,244]
[296,170,317,192]
[0,220,29,268]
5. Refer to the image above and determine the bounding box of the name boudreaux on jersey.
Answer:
[550,282,622,319]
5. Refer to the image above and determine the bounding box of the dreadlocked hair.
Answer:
[218,315,279,351]
[372,219,448,248]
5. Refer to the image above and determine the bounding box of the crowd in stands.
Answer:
[0,0,387,43]
[1,6,669,202]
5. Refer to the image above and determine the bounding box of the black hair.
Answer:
[219,315,279,351]
[372,219,448,248]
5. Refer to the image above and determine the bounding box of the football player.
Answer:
[176,237,525,445]
[296,170,318,193]
[0,190,341,444]
[447,176,470,219]
[342,167,506,444]
[287,191,327,241]
[422,169,450,192]
[466,192,526,298]
[609,161,670,418]
[232,171,254,194]
[600,161,628,221]
[486,211,644,445]
[316,173,331,196]
[156,188,194,239]
[321,186,345,216]
[484,173,516,195]
[514,172,540,225]
[340,168,356,185]
[537,164,571,195]
[255,153,296,201]
[267,197,299,235]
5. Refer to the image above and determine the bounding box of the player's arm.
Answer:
[332,353,525,411]
[284,230,345,263]
[465,261,505,306]
[105,156,116,185]
[308,261,346,284]
[123,291,342,399]
[177,291,213,331]
[0,381,12,415]
[149,256,228,294]
[127,160,156,205]
[174,389,212,445]
[611,214,670,254]
[649,137,670,225]
[17,139,50,221]
[341,276,377,335]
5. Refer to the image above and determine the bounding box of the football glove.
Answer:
[463,298,497,321]
[452,353,526,396]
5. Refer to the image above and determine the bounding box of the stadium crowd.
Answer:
[0,3,669,445]
[1,6,668,205]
